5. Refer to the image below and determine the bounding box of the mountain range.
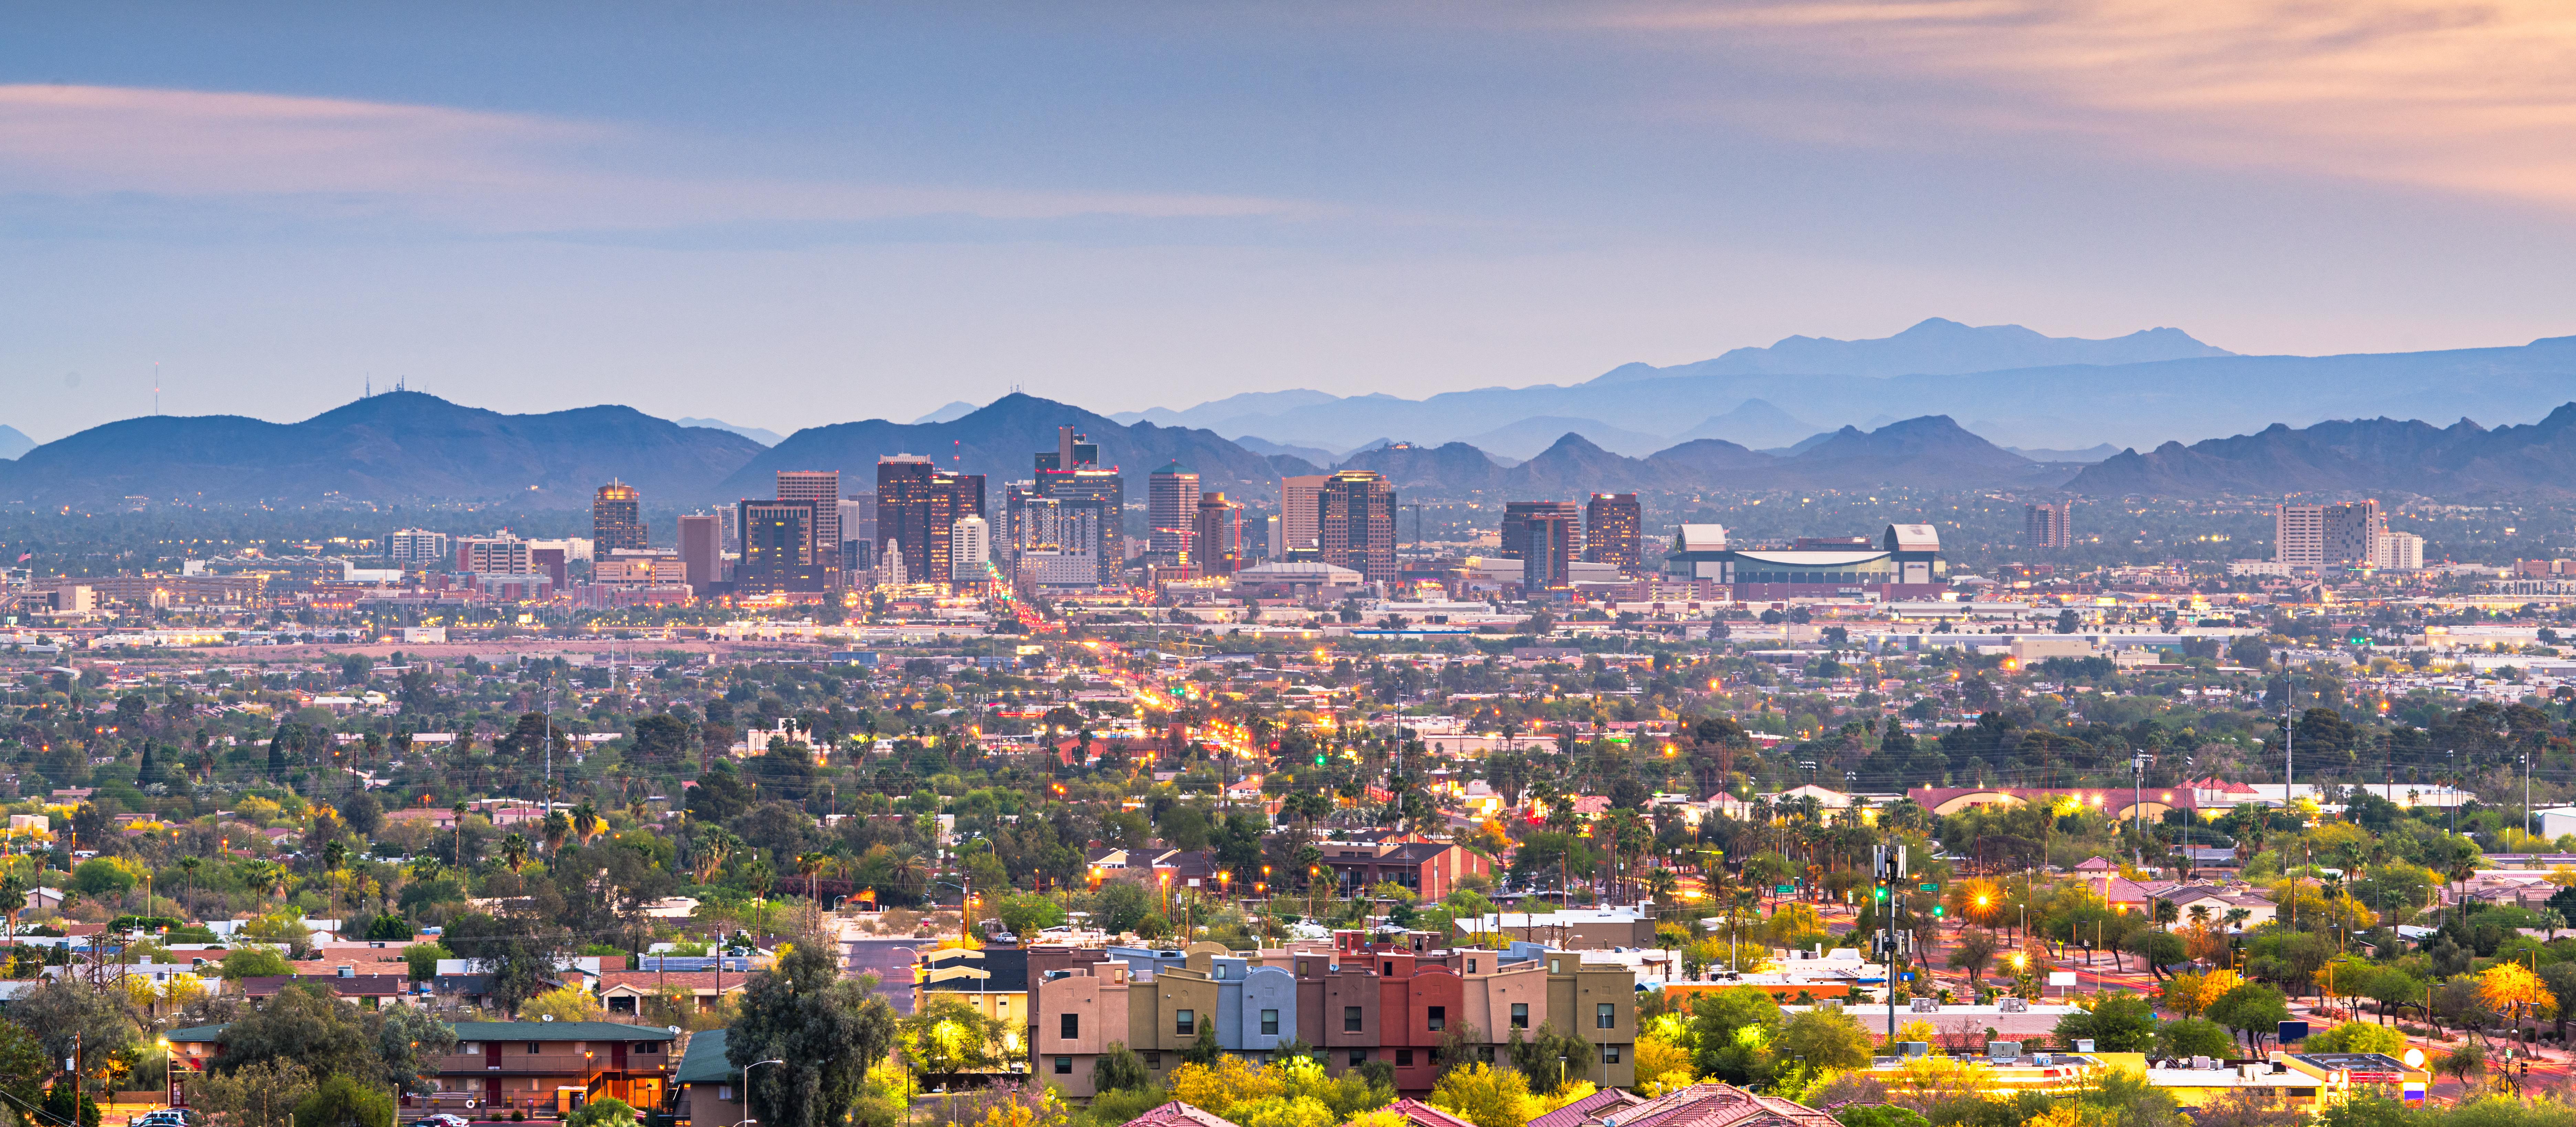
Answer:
[2071,404,2576,497]
[1114,319,2576,454]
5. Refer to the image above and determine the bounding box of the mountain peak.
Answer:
[1590,318,2235,383]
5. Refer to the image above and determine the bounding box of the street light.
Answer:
[740,1058,785,1127]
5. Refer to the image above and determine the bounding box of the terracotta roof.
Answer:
[1529,1089,1651,1127]
[1373,1101,1476,1127]
[1124,1102,1244,1127]
[1599,1083,1838,1127]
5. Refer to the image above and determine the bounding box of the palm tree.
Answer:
[541,810,572,855]
[888,850,927,906]
[797,851,827,902]
[572,802,603,846]
[499,833,531,873]
[175,856,201,913]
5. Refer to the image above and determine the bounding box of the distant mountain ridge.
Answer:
[1149,327,2576,453]
[1592,317,2232,381]
[2070,404,2576,496]
[0,392,767,506]
[0,425,32,461]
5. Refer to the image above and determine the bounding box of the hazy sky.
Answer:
[9,1,2576,441]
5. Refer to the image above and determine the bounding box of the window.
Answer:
[1427,1006,1445,1032]
[1601,1044,1621,1065]
[1510,1003,1529,1030]
[1467,958,1479,974]
[1344,1007,1363,1033]
[1349,1050,1367,1067]
[639,1043,662,1055]
[1175,1010,1195,1036]
[1145,1052,1162,1069]
[1382,961,1394,976]
[1061,1013,1079,1040]
[1396,1049,1414,1067]
[525,1043,541,1054]
[458,1043,479,1054]
[1053,1057,1072,1075]
[1298,961,1310,976]
[1480,1046,1497,1064]
[717,1086,733,1101]
[1261,1010,1279,1036]
[1548,959,1562,974]
[1597,1003,1615,1030]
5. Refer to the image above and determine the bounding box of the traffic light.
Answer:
[1874,885,1888,901]
[1314,754,1326,766]
[1933,905,1945,918]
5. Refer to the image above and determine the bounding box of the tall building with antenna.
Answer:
[593,482,646,551]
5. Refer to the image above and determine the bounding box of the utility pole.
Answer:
[2132,751,2148,870]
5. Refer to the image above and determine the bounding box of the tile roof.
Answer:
[1124,1102,1244,1127]
[1528,1088,1650,1127]
[1597,1083,1838,1127]
[598,971,747,993]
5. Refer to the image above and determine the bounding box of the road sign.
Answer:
[1776,885,1794,895]
[1918,883,1938,892]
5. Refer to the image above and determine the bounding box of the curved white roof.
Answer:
[1732,551,1890,566]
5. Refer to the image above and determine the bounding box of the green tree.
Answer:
[565,1097,637,1127]
[1425,1062,1536,1127]
[991,892,1066,939]
[68,859,135,898]
[0,1020,53,1122]
[1836,1107,1932,1127]
[2208,982,2292,1054]
[2055,993,2160,1052]
[2156,1018,2235,1059]
[2302,1022,2405,1055]
[1093,1041,1151,1094]
[401,941,451,982]
[729,932,900,1127]
[1774,1009,1874,1072]
[290,1075,393,1127]
[443,912,570,1012]
[220,947,296,980]
[10,978,138,1078]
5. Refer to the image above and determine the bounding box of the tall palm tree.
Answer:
[499,833,531,873]
[888,850,927,906]
[541,810,572,856]
[797,851,827,902]
[572,802,603,846]
[175,855,201,913]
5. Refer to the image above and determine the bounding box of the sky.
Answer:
[8,0,2576,441]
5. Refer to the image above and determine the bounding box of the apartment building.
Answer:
[1031,939,1634,1101]
[434,1021,677,1114]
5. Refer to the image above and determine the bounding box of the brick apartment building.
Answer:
[436,1022,678,1115]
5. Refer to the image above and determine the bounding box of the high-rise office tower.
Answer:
[1278,475,1329,556]
[2025,501,2073,550]
[953,515,990,583]
[876,455,948,587]
[1032,429,1123,584]
[1584,493,1641,574]
[387,529,450,567]
[1194,492,1244,576]
[593,482,646,551]
[1501,501,1579,561]
[735,498,822,593]
[2276,500,2381,568]
[677,514,722,594]
[775,471,841,586]
[1149,461,1201,565]
[1522,509,1576,590]
[1317,470,1396,583]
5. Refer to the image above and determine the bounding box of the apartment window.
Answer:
[1298,961,1310,976]
[1597,1003,1615,1030]
[1344,1006,1363,1033]
[1548,959,1562,974]
[1145,1052,1162,1069]
[1480,1046,1497,1064]
[1601,1044,1621,1065]
[1175,1010,1195,1036]
[1061,1013,1079,1040]
[1349,1050,1368,1067]
[639,1043,662,1055]
[1396,1049,1414,1067]
[1382,961,1394,976]
[1510,1003,1529,1030]
[717,1087,733,1101]
[525,1043,541,1054]
[1053,1057,1072,1075]
[1467,958,1479,974]
[1427,1006,1446,1032]
[1261,1010,1280,1036]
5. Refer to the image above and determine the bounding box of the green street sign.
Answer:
[1776,885,1794,895]
[1918,883,1938,892]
